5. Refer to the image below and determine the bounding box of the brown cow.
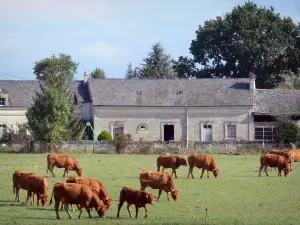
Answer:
[187,154,220,179]
[156,155,187,178]
[46,154,83,177]
[259,153,290,177]
[269,150,292,171]
[64,176,112,210]
[139,169,180,201]
[117,187,156,219]
[13,170,36,203]
[26,175,49,207]
[49,182,106,219]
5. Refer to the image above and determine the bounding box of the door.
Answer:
[203,125,212,141]
[164,125,174,142]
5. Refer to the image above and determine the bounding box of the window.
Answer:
[227,124,236,139]
[255,127,276,141]
[0,98,5,106]
[113,124,124,139]
[203,125,212,141]
[137,123,148,132]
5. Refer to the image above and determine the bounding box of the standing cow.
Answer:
[187,154,220,179]
[259,153,290,177]
[64,176,112,210]
[139,169,180,201]
[117,187,156,219]
[156,155,187,178]
[46,154,83,177]
[49,182,106,219]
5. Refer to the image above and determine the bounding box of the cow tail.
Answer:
[49,188,54,205]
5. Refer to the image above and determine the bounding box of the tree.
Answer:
[27,53,78,152]
[172,56,199,78]
[277,70,300,90]
[189,2,299,88]
[275,116,299,146]
[125,62,139,79]
[90,67,106,79]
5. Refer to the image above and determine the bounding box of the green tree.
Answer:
[172,56,199,78]
[275,116,299,146]
[189,2,299,88]
[138,42,175,79]
[90,67,106,79]
[27,53,78,152]
[277,70,300,90]
[125,62,139,79]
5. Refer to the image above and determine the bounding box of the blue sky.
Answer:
[0,0,299,80]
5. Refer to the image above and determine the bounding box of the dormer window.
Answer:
[137,91,144,95]
[0,98,5,106]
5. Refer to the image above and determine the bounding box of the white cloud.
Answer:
[0,0,109,20]
[77,41,129,61]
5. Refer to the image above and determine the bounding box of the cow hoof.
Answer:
[56,217,61,220]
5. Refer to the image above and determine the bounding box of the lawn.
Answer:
[0,153,300,225]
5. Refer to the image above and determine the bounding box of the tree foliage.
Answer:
[275,116,299,145]
[27,53,78,151]
[90,67,106,79]
[189,2,300,88]
[172,56,199,78]
[125,42,175,79]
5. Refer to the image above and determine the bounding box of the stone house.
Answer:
[0,73,300,143]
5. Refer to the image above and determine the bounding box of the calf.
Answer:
[117,187,156,219]
[157,155,187,178]
[139,169,180,201]
[187,154,220,179]
[64,176,112,210]
[259,153,290,177]
[46,154,83,177]
[49,182,106,219]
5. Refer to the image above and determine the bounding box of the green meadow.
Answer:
[0,153,299,225]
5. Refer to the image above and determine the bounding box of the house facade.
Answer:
[1,73,300,143]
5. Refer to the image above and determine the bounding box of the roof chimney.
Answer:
[249,72,256,90]
[84,71,88,83]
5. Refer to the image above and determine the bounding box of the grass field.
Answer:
[0,153,300,225]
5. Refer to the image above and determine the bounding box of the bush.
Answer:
[97,131,112,142]
[113,134,132,154]
[137,138,152,154]
[275,116,299,146]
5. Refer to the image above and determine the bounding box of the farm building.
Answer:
[0,73,300,142]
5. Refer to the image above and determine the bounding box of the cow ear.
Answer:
[145,193,149,198]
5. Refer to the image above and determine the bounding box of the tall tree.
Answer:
[189,2,299,88]
[26,53,78,152]
[90,67,106,79]
[138,42,175,79]
[172,56,199,78]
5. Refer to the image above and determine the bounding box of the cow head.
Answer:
[213,168,220,178]
[171,189,180,201]
[76,168,83,177]
[283,152,292,163]
[101,197,112,210]
[284,168,290,177]
[38,194,49,207]
[180,157,188,166]
[96,205,107,218]
[143,192,156,204]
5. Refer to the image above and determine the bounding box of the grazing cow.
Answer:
[117,187,156,219]
[26,175,49,207]
[156,155,187,178]
[13,170,35,203]
[64,176,112,210]
[49,182,106,219]
[46,154,83,177]
[269,149,293,170]
[187,154,220,179]
[291,150,300,162]
[259,153,289,177]
[139,169,180,201]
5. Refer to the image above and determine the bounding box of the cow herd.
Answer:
[11,149,300,220]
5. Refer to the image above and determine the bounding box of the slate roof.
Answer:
[254,89,300,115]
[88,78,254,107]
[0,80,90,107]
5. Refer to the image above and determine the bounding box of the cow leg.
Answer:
[15,186,20,202]
[278,168,281,177]
[172,168,177,179]
[63,168,67,177]
[135,204,139,219]
[166,190,170,201]
[50,166,55,177]
[60,202,64,211]
[207,170,210,179]
[144,205,148,218]
[200,168,205,179]
[157,189,163,201]
[188,166,194,179]
[78,205,85,219]
[127,203,133,218]
[157,165,161,172]
[258,164,264,176]
[86,207,92,218]
[264,166,269,176]
[64,203,72,219]
[162,168,165,173]
[117,200,124,218]
[26,191,31,204]
[54,199,61,219]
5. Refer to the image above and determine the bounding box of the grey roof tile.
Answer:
[0,80,90,107]
[88,78,254,107]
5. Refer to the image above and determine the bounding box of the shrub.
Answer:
[275,116,299,146]
[97,130,112,142]
[137,138,152,154]
[113,134,132,154]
